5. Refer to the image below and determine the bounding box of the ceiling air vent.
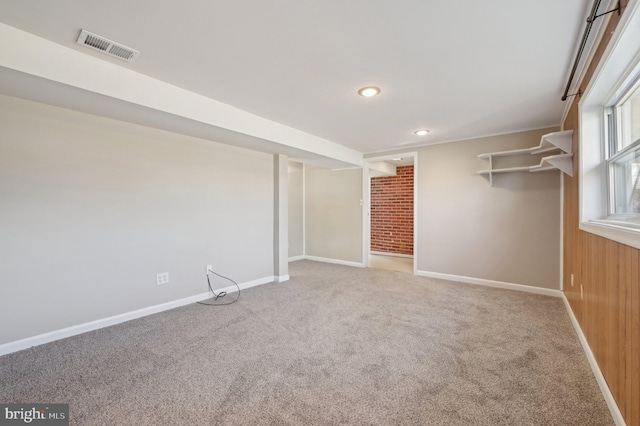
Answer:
[76,29,140,63]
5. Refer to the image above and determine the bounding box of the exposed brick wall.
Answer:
[371,165,413,255]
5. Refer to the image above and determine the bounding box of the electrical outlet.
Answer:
[157,272,169,286]
[206,265,213,274]
[571,273,574,287]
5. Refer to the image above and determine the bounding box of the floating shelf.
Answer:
[478,166,532,175]
[477,144,560,159]
[477,130,574,186]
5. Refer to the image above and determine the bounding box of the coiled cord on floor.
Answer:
[197,269,240,306]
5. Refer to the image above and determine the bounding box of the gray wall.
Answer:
[305,166,363,263]
[416,128,561,289]
[0,95,274,345]
[288,161,304,258]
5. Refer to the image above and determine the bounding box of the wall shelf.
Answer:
[477,130,574,185]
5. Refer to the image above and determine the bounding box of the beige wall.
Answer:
[305,166,363,263]
[0,94,274,345]
[288,161,304,258]
[366,127,561,289]
[417,128,561,288]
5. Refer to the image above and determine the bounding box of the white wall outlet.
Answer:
[157,272,169,285]
[571,273,574,287]
[206,265,213,274]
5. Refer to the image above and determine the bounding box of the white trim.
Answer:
[288,255,306,262]
[415,270,562,298]
[365,125,560,155]
[330,166,362,171]
[0,291,208,356]
[560,173,565,291]
[413,154,419,275]
[578,0,640,249]
[275,275,290,282]
[0,275,275,357]
[202,275,275,299]
[561,294,626,426]
[580,220,640,250]
[363,152,418,275]
[302,162,306,257]
[362,165,371,267]
[304,255,365,268]
[235,276,275,290]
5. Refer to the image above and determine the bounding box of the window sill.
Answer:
[581,220,640,250]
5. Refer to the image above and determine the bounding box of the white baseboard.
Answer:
[239,275,275,290]
[0,275,275,357]
[275,275,290,282]
[415,270,562,298]
[561,294,625,426]
[207,275,275,296]
[304,255,365,268]
[288,255,305,262]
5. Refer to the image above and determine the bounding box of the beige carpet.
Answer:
[0,260,612,425]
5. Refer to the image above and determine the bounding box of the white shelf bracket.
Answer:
[476,130,575,184]
[533,153,574,176]
[534,129,573,154]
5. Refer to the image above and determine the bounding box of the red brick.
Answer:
[370,165,414,255]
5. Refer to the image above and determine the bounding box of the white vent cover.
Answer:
[76,29,140,62]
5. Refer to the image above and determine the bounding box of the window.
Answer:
[579,1,640,249]
[607,80,640,220]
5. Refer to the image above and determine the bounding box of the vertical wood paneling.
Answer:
[562,3,639,422]
[606,240,620,401]
[563,103,585,325]
[632,251,639,425]
[619,245,629,421]
[619,244,638,423]
[575,225,584,325]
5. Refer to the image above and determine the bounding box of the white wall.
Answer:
[288,161,304,258]
[0,95,274,345]
[305,166,363,264]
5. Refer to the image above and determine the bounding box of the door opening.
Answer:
[365,154,416,274]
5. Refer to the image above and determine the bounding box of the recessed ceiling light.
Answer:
[357,86,381,97]
[414,129,430,136]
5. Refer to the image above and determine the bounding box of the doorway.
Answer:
[364,153,417,274]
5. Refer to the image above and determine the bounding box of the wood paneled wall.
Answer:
[562,1,639,424]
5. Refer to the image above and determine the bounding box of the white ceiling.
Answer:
[0,0,596,158]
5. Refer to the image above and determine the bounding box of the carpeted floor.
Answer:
[0,260,613,425]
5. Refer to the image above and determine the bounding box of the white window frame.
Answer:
[606,77,640,220]
[579,0,640,249]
